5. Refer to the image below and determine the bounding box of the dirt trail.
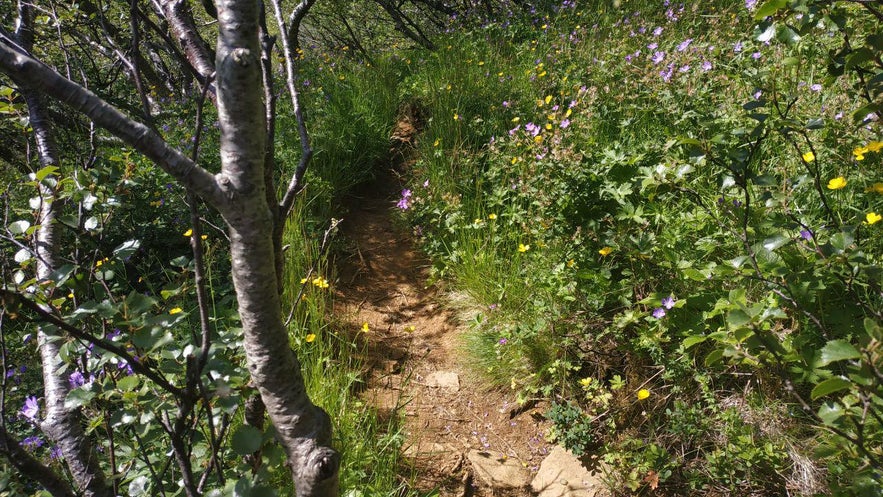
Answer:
[333,184,553,496]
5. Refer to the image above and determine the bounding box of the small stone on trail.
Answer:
[426,371,460,391]
[467,450,531,490]
[530,446,609,497]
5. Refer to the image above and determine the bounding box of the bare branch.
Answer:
[0,38,225,211]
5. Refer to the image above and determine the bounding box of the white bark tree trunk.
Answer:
[0,0,340,494]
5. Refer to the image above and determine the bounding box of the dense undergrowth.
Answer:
[3,0,882,495]
[317,0,882,494]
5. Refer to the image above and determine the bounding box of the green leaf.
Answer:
[727,309,752,328]
[705,349,724,367]
[231,425,263,455]
[754,0,787,19]
[762,233,790,251]
[113,240,141,260]
[8,220,30,235]
[811,377,852,400]
[817,402,844,425]
[864,318,882,340]
[819,340,861,366]
[118,375,140,392]
[64,388,96,409]
[34,166,59,182]
[683,335,707,349]
[128,476,149,496]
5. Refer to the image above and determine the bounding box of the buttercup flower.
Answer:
[827,176,847,190]
[579,377,592,388]
[637,389,651,400]
[867,183,883,194]
[305,334,316,343]
[183,229,193,237]
[866,212,882,225]
[802,151,815,163]
[169,307,183,315]
[518,243,530,253]
[361,322,370,333]
[488,213,497,220]
[598,246,613,256]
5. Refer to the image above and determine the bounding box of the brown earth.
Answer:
[333,182,554,496]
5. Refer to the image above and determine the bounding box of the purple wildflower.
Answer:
[21,436,43,450]
[662,296,676,309]
[800,230,813,240]
[810,83,822,92]
[734,42,743,53]
[752,52,762,60]
[524,122,541,136]
[396,189,412,210]
[746,0,757,9]
[677,39,693,52]
[679,65,690,73]
[69,371,86,388]
[49,446,63,460]
[560,119,571,129]
[652,308,666,319]
[651,51,666,64]
[498,338,508,345]
[21,396,39,422]
[702,60,713,71]
[647,42,658,50]
[653,26,663,36]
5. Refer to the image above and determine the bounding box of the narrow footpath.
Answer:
[333,180,605,496]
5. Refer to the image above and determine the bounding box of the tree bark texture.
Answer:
[16,3,113,495]
[214,1,339,494]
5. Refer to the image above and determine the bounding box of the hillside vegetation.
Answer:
[301,0,881,494]
[2,0,881,495]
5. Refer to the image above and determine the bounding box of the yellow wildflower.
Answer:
[565,108,572,118]
[169,307,183,315]
[300,277,309,284]
[545,123,553,131]
[544,95,553,104]
[453,113,459,121]
[511,117,520,123]
[183,229,193,237]
[827,176,847,190]
[867,183,883,194]
[488,213,497,220]
[433,138,440,147]
[534,135,544,144]
[361,322,370,333]
[866,212,882,225]
[802,151,815,163]
[567,259,576,268]
[637,388,651,400]
[312,277,329,289]
[201,234,208,240]
[868,141,883,152]
[538,70,547,78]
[305,333,316,343]
[579,377,592,388]
[854,147,869,161]
[517,243,530,253]
[598,246,613,256]
[404,325,416,333]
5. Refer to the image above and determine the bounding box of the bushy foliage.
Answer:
[394,0,883,494]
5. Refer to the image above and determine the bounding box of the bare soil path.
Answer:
[333,181,553,496]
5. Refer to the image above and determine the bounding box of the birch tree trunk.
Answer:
[213,2,339,493]
[16,3,112,495]
[0,0,340,494]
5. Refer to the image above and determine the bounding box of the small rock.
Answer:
[467,450,531,490]
[531,446,608,497]
[425,371,460,391]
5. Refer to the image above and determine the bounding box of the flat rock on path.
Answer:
[531,447,609,497]
[334,190,555,496]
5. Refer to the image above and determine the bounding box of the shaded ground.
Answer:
[333,180,553,496]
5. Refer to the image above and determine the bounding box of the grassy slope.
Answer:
[304,0,882,495]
